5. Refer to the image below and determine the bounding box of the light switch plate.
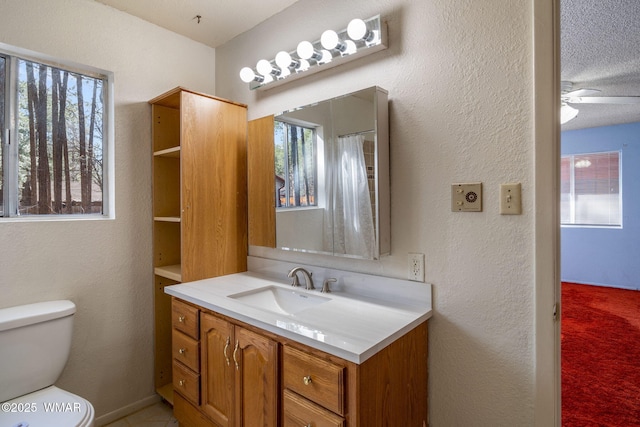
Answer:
[451,182,482,212]
[500,183,522,215]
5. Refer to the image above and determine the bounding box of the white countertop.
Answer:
[165,258,432,364]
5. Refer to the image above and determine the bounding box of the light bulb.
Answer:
[343,40,357,55]
[321,30,345,51]
[319,49,333,64]
[256,59,280,77]
[297,41,323,61]
[347,18,375,42]
[296,58,310,72]
[275,51,300,70]
[239,67,262,83]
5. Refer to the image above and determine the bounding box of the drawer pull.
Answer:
[178,315,185,323]
[223,336,231,366]
[233,340,240,370]
[178,347,186,355]
[178,379,185,387]
[303,375,312,385]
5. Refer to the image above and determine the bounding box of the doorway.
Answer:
[559,0,640,425]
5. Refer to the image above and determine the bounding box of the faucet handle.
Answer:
[322,278,336,293]
[290,274,301,287]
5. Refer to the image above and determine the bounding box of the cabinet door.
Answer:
[201,313,235,427]
[247,115,276,248]
[234,326,279,426]
[180,91,247,282]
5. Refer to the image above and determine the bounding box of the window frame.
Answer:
[560,149,622,228]
[0,42,115,221]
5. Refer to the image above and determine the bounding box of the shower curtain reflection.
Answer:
[325,134,375,258]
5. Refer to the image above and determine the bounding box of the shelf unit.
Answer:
[150,87,248,404]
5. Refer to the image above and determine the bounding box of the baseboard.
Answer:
[94,394,162,426]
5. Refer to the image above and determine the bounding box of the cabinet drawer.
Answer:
[283,389,345,427]
[172,299,199,339]
[172,329,200,372]
[173,360,200,406]
[283,345,345,416]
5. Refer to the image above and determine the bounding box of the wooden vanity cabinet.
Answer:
[171,298,428,427]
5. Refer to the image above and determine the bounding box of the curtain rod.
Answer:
[338,129,375,138]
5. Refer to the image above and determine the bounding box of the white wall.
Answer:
[216,0,547,425]
[0,0,216,420]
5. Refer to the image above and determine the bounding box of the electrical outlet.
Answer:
[408,253,425,282]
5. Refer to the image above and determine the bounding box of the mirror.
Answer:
[248,86,389,260]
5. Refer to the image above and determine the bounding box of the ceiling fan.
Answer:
[561,81,640,124]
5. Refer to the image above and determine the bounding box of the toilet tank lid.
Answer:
[0,300,76,332]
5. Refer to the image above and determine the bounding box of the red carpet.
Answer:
[562,282,640,426]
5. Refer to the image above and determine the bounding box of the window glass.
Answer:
[561,151,621,226]
[274,120,317,208]
[15,58,105,215]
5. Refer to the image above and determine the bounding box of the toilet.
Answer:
[0,300,95,427]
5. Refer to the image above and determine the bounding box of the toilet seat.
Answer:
[0,386,94,427]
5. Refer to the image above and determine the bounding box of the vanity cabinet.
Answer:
[170,297,428,427]
[151,87,248,402]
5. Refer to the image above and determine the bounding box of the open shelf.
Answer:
[154,146,181,158]
[154,216,181,223]
[155,264,182,282]
[156,383,174,405]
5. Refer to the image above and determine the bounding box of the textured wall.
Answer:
[216,0,539,425]
[561,122,640,290]
[0,0,215,419]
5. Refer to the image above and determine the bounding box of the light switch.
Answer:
[451,182,482,212]
[500,183,522,215]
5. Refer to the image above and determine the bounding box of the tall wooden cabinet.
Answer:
[150,87,248,402]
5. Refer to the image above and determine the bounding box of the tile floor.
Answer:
[103,400,177,427]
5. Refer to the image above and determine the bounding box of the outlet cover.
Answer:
[408,253,425,282]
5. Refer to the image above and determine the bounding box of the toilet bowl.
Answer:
[1,386,94,427]
[0,300,95,427]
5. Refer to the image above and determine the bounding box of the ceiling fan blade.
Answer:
[563,88,600,97]
[568,96,640,104]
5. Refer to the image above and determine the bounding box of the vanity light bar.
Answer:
[239,15,388,91]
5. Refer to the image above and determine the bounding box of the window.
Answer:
[274,120,317,208]
[561,151,621,226]
[1,47,111,218]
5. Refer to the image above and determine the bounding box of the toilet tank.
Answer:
[0,300,76,403]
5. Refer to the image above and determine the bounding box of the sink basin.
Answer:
[228,286,329,315]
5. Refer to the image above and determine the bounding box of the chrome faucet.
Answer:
[287,267,315,290]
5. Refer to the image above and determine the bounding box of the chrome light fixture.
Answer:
[239,15,387,90]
